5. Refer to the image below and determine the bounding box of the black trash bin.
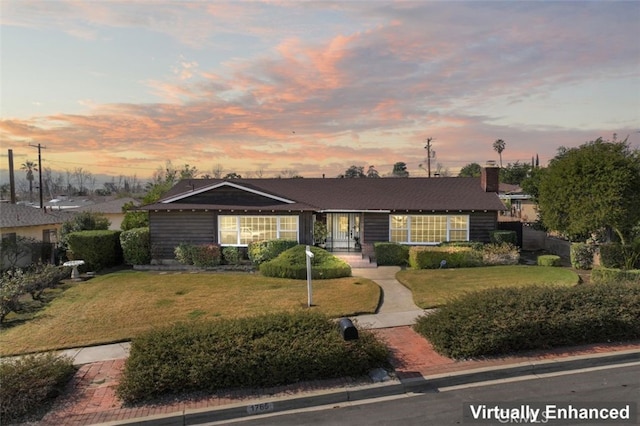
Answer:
[338,318,358,341]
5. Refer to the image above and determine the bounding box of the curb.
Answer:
[95,349,640,426]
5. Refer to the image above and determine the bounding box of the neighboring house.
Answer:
[142,167,506,261]
[70,197,139,230]
[498,183,537,223]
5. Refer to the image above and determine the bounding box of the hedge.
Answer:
[414,283,640,359]
[120,227,151,265]
[260,245,351,279]
[570,243,594,270]
[66,230,122,271]
[591,267,640,284]
[116,312,389,403]
[374,242,409,266]
[248,240,298,265]
[537,255,561,267]
[408,246,482,269]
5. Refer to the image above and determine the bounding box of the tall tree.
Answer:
[458,163,482,177]
[391,162,409,177]
[493,139,506,168]
[500,161,531,185]
[537,137,640,244]
[366,165,380,178]
[20,160,38,202]
[341,165,366,178]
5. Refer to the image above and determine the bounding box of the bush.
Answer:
[408,246,482,269]
[116,312,389,403]
[174,242,196,265]
[191,244,221,267]
[222,246,241,265]
[537,255,561,267]
[260,245,351,279]
[66,230,122,271]
[570,243,595,270]
[60,211,110,244]
[489,230,517,245]
[414,283,640,359]
[248,240,298,265]
[599,242,640,270]
[120,227,151,265]
[0,269,26,322]
[22,263,70,300]
[482,243,520,266]
[591,267,640,284]
[0,353,75,423]
[374,242,409,266]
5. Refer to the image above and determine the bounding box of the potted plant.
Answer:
[313,221,329,248]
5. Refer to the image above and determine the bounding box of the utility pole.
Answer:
[29,143,46,209]
[424,137,435,177]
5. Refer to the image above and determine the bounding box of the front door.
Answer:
[327,213,361,251]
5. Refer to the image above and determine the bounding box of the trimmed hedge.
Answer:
[116,312,389,403]
[260,245,351,279]
[374,242,409,266]
[66,230,123,271]
[591,267,640,284]
[538,255,561,267]
[409,246,482,269]
[120,227,151,265]
[570,243,594,270]
[414,283,640,359]
[0,353,75,423]
[248,240,298,265]
[174,243,221,267]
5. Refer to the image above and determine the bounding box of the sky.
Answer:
[1,0,639,183]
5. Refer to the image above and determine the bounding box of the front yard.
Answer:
[0,271,380,356]
[397,265,580,308]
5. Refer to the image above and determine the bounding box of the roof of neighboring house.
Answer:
[143,178,506,212]
[72,197,139,214]
[0,203,77,229]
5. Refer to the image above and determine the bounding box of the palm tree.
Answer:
[493,139,506,168]
[21,160,38,203]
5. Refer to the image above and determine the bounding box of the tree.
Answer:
[20,160,38,203]
[458,163,481,177]
[391,162,409,177]
[341,165,366,178]
[537,137,640,244]
[223,172,242,179]
[500,161,531,185]
[493,139,506,168]
[60,211,110,244]
[366,165,380,178]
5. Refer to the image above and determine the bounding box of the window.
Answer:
[389,215,469,244]
[218,216,299,246]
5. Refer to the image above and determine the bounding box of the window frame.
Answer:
[389,214,470,244]
[218,215,299,246]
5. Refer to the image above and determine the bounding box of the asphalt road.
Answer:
[208,363,640,426]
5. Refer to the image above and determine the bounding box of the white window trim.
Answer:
[389,214,470,244]
[218,215,299,246]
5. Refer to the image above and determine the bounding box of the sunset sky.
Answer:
[1,0,639,183]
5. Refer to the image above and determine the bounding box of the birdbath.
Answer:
[63,260,85,281]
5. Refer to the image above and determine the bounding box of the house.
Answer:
[498,183,537,223]
[69,197,139,230]
[142,167,506,261]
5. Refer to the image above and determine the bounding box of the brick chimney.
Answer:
[481,164,500,193]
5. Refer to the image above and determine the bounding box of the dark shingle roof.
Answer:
[1,204,77,228]
[144,177,506,212]
[72,197,139,214]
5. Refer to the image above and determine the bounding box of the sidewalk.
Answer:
[38,267,640,425]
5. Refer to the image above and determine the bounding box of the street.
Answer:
[207,363,639,426]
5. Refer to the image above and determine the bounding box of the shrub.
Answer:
[0,269,26,322]
[537,255,561,267]
[374,242,409,266]
[60,211,110,244]
[66,230,123,271]
[248,240,298,265]
[22,263,70,300]
[482,243,520,266]
[116,312,389,403]
[600,242,640,270]
[222,246,241,265]
[489,230,517,245]
[0,353,75,423]
[414,283,640,359]
[120,227,151,265]
[408,246,482,269]
[570,243,594,270]
[174,242,196,265]
[591,267,640,284]
[260,245,351,279]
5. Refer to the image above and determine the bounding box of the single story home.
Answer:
[70,197,139,230]
[142,167,506,261]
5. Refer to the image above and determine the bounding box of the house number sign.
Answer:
[246,402,274,415]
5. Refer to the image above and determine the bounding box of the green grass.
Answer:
[0,271,380,356]
[397,265,580,308]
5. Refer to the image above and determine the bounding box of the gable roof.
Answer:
[143,177,506,212]
[1,203,77,229]
[71,197,140,214]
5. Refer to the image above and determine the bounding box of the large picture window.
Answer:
[218,215,299,246]
[389,215,469,244]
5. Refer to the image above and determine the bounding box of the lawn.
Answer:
[0,271,380,356]
[397,265,580,309]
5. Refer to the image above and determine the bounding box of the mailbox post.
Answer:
[305,245,314,307]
